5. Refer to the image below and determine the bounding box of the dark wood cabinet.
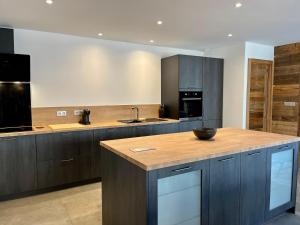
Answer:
[152,123,179,135]
[179,120,202,132]
[179,55,203,90]
[161,55,223,123]
[203,120,222,128]
[0,136,36,196]
[241,149,267,225]
[36,130,93,189]
[203,57,224,121]
[209,154,241,225]
[135,125,153,137]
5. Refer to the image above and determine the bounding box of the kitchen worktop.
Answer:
[0,119,179,138]
[100,127,300,171]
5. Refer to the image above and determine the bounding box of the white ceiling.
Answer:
[0,0,300,50]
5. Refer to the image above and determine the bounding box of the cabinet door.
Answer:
[265,143,298,219]
[179,120,202,132]
[179,55,203,90]
[152,123,179,135]
[0,136,36,196]
[135,125,153,137]
[203,120,222,128]
[203,58,223,121]
[209,154,241,225]
[241,149,267,225]
[148,161,209,225]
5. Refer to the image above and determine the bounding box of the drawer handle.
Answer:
[61,158,74,163]
[2,138,17,141]
[219,157,234,162]
[248,152,261,156]
[172,166,191,173]
[279,146,290,151]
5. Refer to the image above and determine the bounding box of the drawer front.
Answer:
[179,121,202,132]
[152,123,179,135]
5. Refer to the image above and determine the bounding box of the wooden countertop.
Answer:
[0,119,179,138]
[100,128,300,171]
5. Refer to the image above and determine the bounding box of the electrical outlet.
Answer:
[57,111,67,117]
[284,102,296,107]
[74,110,83,116]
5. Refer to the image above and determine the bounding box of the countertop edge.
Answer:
[100,136,300,171]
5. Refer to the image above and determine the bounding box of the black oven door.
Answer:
[179,92,202,119]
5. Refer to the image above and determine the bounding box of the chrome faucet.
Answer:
[131,106,140,121]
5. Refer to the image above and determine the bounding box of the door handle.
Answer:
[172,166,191,173]
[279,146,290,151]
[248,152,261,156]
[219,157,234,162]
[61,158,74,163]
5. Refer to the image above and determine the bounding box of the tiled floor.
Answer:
[0,183,102,225]
[1,174,300,225]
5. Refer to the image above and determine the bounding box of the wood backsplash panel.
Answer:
[272,43,300,136]
[32,104,160,126]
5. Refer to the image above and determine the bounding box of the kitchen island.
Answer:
[100,128,300,225]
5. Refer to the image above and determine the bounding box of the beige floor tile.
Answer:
[71,211,102,225]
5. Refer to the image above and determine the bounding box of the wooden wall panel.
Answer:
[272,43,300,136]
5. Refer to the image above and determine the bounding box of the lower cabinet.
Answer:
[265,143,299,220]
[209,154,241,225]
[36,130,93,189]
[0,136,37,197]
[179,120,202,132]
[203,120,222,129]
[149,161,209,225]
[241,149,267,225]
[152,123,179,135]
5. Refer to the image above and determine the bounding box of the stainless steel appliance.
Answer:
[179,91,202,120]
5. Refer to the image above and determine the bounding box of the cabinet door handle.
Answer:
[248,152,261,156]
[61,158,74,163]
[172,166,191,173]
[2,137,17,141]
[219,157,234,162]
[279,146,290,151]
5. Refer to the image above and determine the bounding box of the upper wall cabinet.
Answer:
[179,55,203,90]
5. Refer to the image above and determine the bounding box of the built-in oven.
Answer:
[179,91,202,120]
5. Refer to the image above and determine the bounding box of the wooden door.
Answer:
[247,59,273,131]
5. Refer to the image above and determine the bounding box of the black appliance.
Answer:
[179,91,202,120]
[0,53,32,133]
[80,109,91,125]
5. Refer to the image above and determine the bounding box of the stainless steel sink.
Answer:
[118,118,167,124]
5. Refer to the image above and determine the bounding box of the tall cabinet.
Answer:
[161,55,224,128]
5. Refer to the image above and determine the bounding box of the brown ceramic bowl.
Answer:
[193,128,217,140]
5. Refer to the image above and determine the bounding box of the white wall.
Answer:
[14,29,204,107]
[205,43,246,128]
[205,42,274,129]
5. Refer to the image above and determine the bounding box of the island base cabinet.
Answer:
[241,149,267,225]
[154,162,209,225]
[209,154,241,225]
[265,143,299,220]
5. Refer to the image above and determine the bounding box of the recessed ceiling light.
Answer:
[46,0,53,5]
[157,21,163,25]
[235,2,242,8]
[228,33,233,37]
[98,33,103,37]
[149,40,155,43]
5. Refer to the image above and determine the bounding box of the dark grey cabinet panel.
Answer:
[152,123,179,135]
[241,149,267,225]
[36,131,93,162]
[209,154,241,225]
[203,58,224,121]
[135,125,153,137]
[203,120,222,128]
[179,120,202,132]
[0,28,14,54]
[0,136,36,196]
[179,55,203,90]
